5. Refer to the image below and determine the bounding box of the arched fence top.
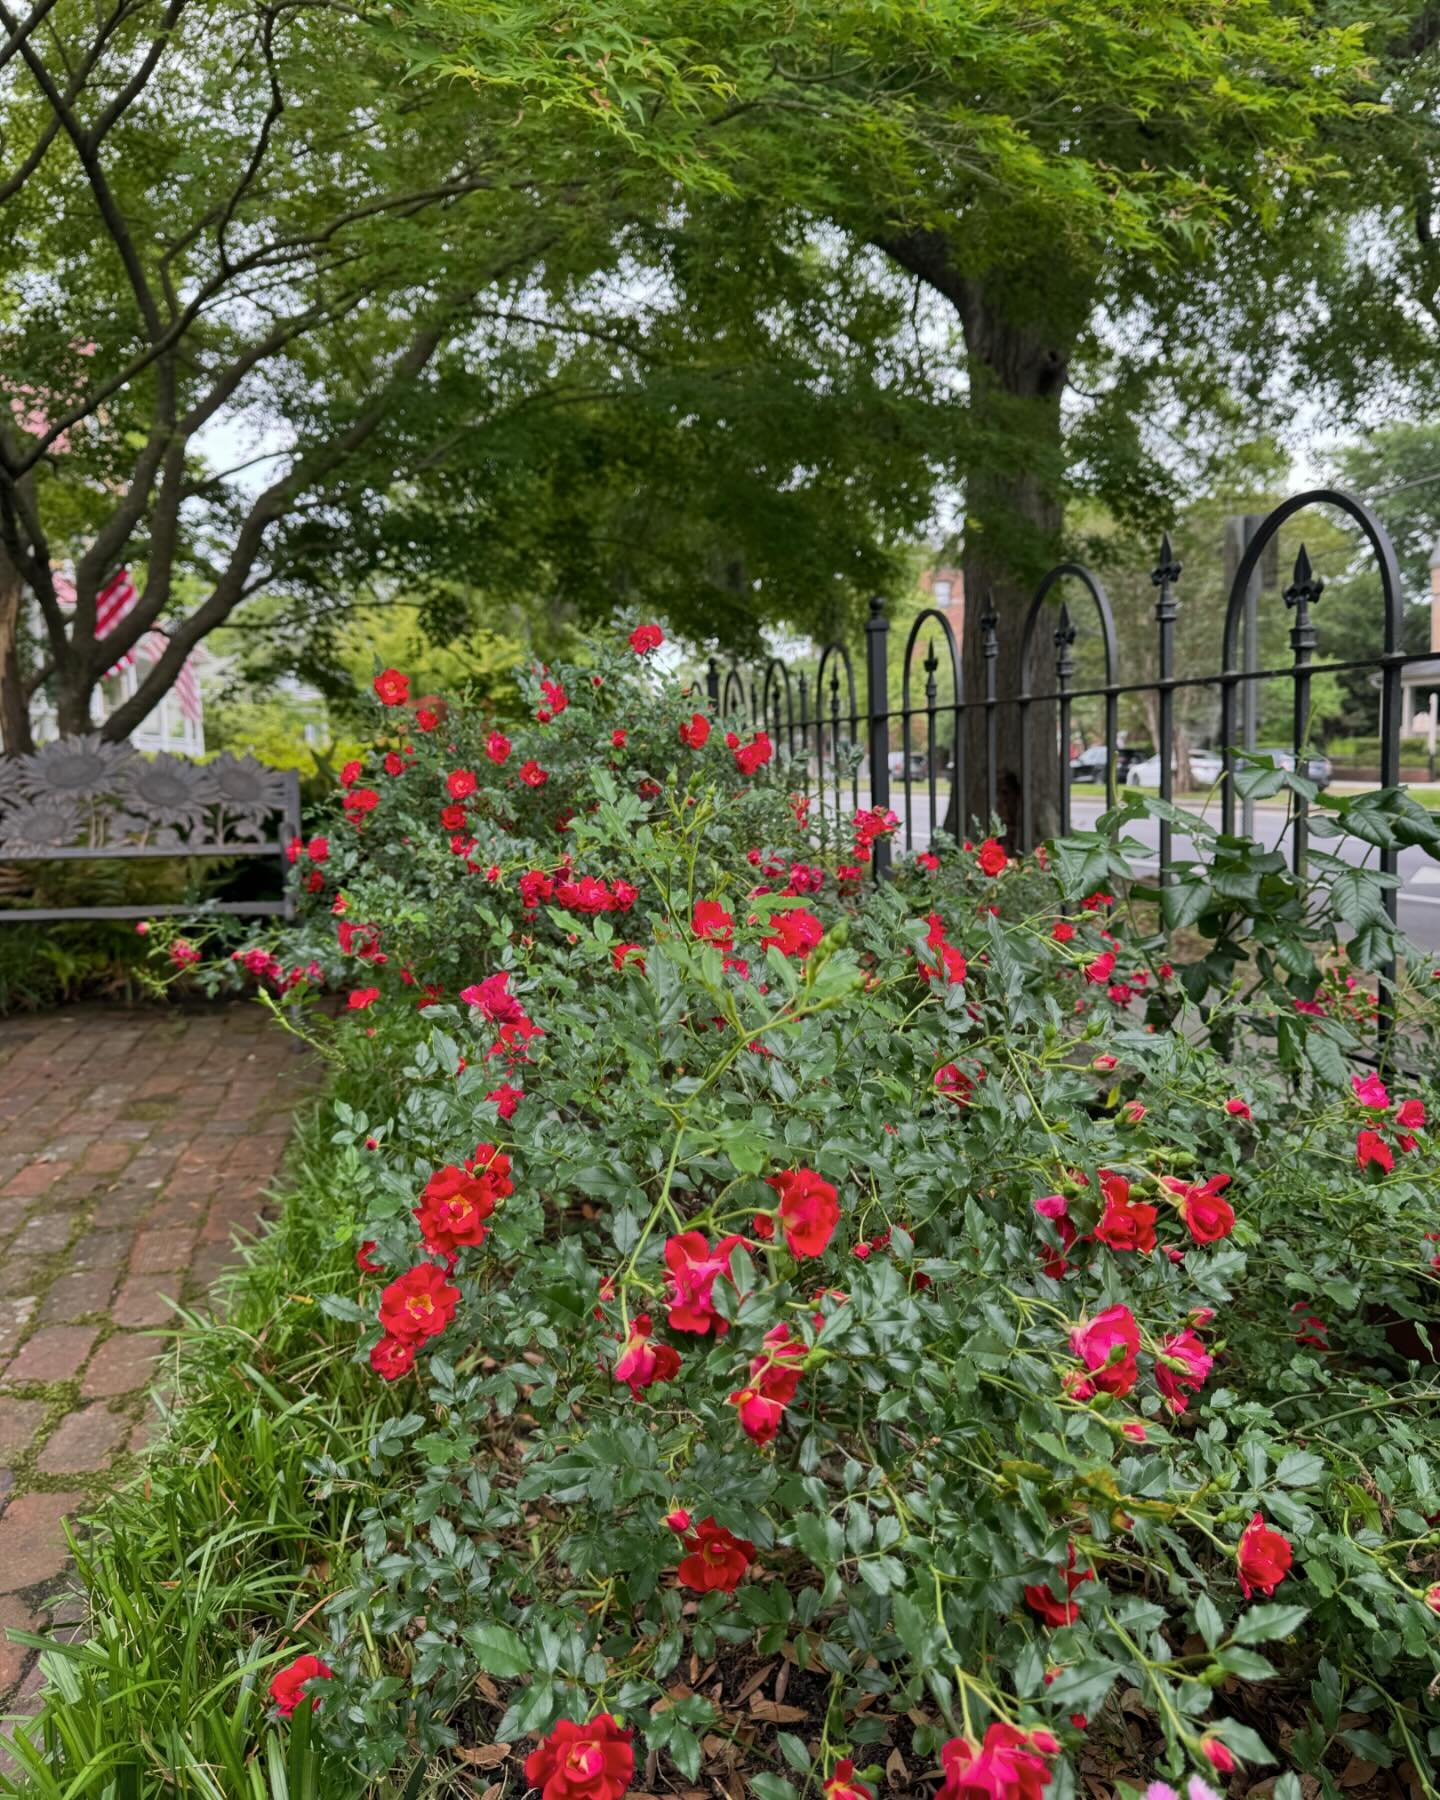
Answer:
[1017,562,1119,699]
[814,639,859,727]
[1221,487,1404,667]
[760,657,794,739]
[900,606,964,709]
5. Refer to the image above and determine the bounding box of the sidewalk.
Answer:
[0,1005,319,1742]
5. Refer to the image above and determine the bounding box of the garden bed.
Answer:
[7,633,1440,1800]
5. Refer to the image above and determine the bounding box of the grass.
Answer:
[0,1111,408,1799]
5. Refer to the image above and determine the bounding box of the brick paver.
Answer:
[0,1005,317,1750]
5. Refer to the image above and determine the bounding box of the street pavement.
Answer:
[832,785,1440,954]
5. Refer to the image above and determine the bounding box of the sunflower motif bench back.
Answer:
[0,737,301,924]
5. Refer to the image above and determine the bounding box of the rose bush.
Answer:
[142,634,1440,1798]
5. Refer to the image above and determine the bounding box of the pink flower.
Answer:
[936,1724,1059,1800]
[1155,1326,1213,1413]
[1069,1304,1140,1399]
[614,1314,681,1397]
[664,1231,745,1334]
[1351,1072,1390,1110]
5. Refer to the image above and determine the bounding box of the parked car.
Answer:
[1258,748,1333,790]
[1126,748,1224,789]
[1069,744,1154,785]
[887,749,931,780]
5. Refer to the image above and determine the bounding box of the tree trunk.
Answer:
[873,231,1086,851]
[952,274,1076,848]
[0,548,36,756]
[54,656,97,738]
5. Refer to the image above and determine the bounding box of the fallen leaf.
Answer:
[749,1695,809,1724]
[1338,1759,1378,1789]
[455,1743,510,1769]
[886,1748,910,1790]
[735,1663,776,1704]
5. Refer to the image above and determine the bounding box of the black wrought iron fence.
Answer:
[705,490,1435,952]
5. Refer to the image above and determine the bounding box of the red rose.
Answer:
[355,1240,383,1274]
[761,908,824,960]
[414,1170,494,1257]
[377,1263,460,1343]
[1225,1096,1252,1119]
[373,668,409,706]
[520,760,549,787]
[339,759,363,788]
[629,623,663,654]
[1236,1512,1293,1597]
[664,1231,744,1334]
[1161,1171,1235,1244]
[342,787,380,820]
[611,728,627,748]
[1069,1304,1140,1398]
[525,1713,634,1800]
[485,730,511,765]
[458,971,527,1023]
[1093,1171,1157,1254]
[976,836,1008,876]
[767,1166,840,1258]
[370,1334,416,1381]
[614,1314,681,1397]
[1051,919,1075,942]
[611,942,646,973]
[487,1082,524,1119]
[691,899,735,950]
[730,730,773,776]
[447,769,477,799]
[677,1515,756,1592]
[1023,1541,1093,1627]
[679,712,711,748]
[1397,1098,1426,1129]
[936,1723,1059,1800]
[347,987,381,1011]
[1356,1128,1394,1173]
[269,1652,333,1717]
[825,1759,876,1800]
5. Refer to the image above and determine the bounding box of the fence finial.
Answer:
[1151,531,1183,590]
[1283,543,1324,612]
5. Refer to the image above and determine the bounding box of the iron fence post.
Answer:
[706,657,720,712]
[865,596,891,880]
[1284,545,1322,883]
[1152,534,1182,882]
[1054,604,1076,839]
[981,597,999,828]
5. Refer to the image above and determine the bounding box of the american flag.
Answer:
[137,629,203,723]
[95,568,138,674]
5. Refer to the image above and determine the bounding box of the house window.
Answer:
[933,579,951,605]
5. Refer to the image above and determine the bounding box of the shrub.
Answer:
[41,630,1440,1798]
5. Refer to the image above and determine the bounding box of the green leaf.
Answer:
[1274,1449,1325,1487]
[1195,1592,1224,1649]
[462,1622,532,1678]
[1230,1603,1309,1644]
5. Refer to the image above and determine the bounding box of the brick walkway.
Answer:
[0,1005,317,1741]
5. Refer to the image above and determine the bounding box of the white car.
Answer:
[1126,749,1223,789]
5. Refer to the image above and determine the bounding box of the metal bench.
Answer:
[0,735,299,925]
